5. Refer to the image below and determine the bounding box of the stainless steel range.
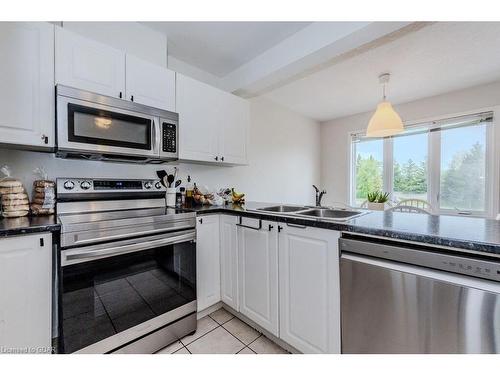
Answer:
[56,178,197,354]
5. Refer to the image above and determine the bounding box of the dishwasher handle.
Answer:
[339,237,500,283]
[342,252,500,295]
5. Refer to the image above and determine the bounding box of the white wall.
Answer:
[0,97,320,205]
[62,22,168,67]
[321,80,500,209]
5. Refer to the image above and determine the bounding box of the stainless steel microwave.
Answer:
[56,85,178,163]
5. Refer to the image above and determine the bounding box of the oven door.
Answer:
[59,229,196,353]
[57,95,160,159]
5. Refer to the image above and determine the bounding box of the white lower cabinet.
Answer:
[237,218,279,336]
[278,224,341,353]
[0,233,52,350]
[196,214,341,352]
[196,215,221,311]
[219,215,239,310]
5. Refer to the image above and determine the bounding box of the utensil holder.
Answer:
[166,188,177,207]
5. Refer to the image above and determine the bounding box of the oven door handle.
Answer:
[62,230,195,266]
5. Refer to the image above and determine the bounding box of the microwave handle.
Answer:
[152,118,161,154]
[62,229,195,266]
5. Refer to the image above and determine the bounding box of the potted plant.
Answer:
[367,191,390,211]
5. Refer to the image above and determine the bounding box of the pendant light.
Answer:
[366,73,404,137]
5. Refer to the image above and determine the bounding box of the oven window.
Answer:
[68,103,152,150]
[60,241,196,353]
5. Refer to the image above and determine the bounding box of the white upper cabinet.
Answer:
[278,224,341,354]
[196,215,221,312]
[125,54,175,111]
[219,215,239,310]
[0,22,54,148]
[177,74,219,163]
[219,94,249,165]
[0,233,52,350]
[55,27,126,98]
[238,218,279,336]
[177,73,249,166]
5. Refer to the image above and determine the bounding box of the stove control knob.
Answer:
[80,181,91,190]
[144,181,153,189]
[155,181,162,189]
[63,180,75,190]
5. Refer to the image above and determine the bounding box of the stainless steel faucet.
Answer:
[312,185,326,207]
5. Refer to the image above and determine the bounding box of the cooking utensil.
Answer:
[156,170,167,187]
[156,170,167,180]
[166,174,175,187]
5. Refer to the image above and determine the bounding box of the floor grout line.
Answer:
[175,309,286,354]
[219,322,251,350]
[181,317,220,348]
[246,333,263,347]
[214,310,264,353]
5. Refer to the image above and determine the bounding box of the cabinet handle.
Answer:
[278,225,283,233]
[119,91,123,98]
[235,216,262,231]
[198,218,203,224]
[221,156,225,162]
[131,95,134,102]
[268,224,274,231]
[214,156,219,161]
[40,238,44,247]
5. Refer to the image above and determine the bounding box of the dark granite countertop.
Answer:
[1,201,499,256]
[181,202,500,256]
[0,215,60,237]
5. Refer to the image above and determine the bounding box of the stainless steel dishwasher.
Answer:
[339,236,500,354]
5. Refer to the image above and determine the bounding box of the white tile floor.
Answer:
[156,308,289,354]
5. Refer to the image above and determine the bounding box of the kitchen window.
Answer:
[352,138,384,206]
[350,111,495,217]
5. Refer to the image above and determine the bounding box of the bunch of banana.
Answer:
[231,188,245,204]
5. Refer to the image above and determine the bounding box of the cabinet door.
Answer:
[55,27,125,98]
[238,218,279,335]
[219,94,249,165]
[219,215,239,310]
[0,233,52,350]
[177,74,219,163]
[125,55,175,111]
[196,215,221,311]
[278,225,340,353]
[0,22,54,148]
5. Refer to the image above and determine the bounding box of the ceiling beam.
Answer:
[219,22,417,97]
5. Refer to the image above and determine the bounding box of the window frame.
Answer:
[349,107,499,218]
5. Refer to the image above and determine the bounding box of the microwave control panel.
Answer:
[162,122,177,153]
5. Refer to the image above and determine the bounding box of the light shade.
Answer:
[366,101,404,137]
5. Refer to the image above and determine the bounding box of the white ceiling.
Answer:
[264,22,500,122]
[142,22,311,77]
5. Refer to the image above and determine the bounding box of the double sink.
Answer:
[255,205,366,222]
